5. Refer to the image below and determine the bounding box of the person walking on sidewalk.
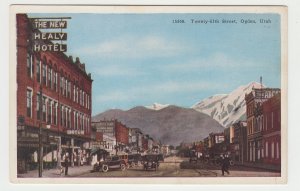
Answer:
[65,153,69,176]
[221,154,230,176]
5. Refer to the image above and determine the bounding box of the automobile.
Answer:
[93,155,127,172]
[189,149,198,163]
[143,154,160,171]
[128,153,142,167]
[118,154,130,168]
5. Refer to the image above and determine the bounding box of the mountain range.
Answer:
[92,82,263,145]
[192,82,264,127]
[92,105,224,146]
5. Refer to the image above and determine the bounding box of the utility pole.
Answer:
[38,85,43,177]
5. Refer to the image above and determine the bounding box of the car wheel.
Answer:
[120,164,126,171]
[102,164,109,172]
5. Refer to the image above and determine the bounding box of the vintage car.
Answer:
[143,154,160,171]
[93,155,127,172]
[189,149,198,163]
[118,154,130,168]
[128,153,142,167]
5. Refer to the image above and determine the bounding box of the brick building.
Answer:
[92,119,129,153]
[245,87,280,163]
[16,14,93,173]
[115,121,129,146]
[262,93,281,165]
[231,121,247,164]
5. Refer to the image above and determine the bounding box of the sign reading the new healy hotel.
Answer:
[31,18,70,52]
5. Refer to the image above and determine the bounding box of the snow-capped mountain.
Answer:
[146,103,170,110]
[192,82,264,127]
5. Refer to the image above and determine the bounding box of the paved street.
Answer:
[79,156,280,178]
[17,156,280,178]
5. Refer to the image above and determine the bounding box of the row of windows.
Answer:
[264,141,280,159]
[26,88,90,134]
[248,141,280,161]
[26,53,91,110]
[248,111,280,135]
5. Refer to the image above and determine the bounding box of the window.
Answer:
[27,53,32,78]
[68,110,71,128]
[42,61,47,85]
[26,89,32,117]
[48,67,52,89]
[271,142,274,159]
[276,142,280,159]
[83,92,85,107]
[62,77,65,96]
[87,118,89,133]
[80,90,82,105]
[47,100,52,124]
[73,85,76,102]
[68,81,71,98]
[265,142,268,158]
[53,102,57,125]
[42,97,46,122]
[36,94,40,120]
[60,105,63,126]
[75,112,78,129]
[87,95,89,110]
[64,108,67,127]
[36,58,41,82]
[85,94,88,108]
[81,114,83,130]
[65,78,68,96]
[76,88,79,103]
[60,76,64,95]
[53,72,57,92]
[74,112,76,129]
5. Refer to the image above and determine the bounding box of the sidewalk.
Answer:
[235,162,281,172]
[17,165,93,178]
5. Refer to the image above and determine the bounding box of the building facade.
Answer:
[245,88,280,163]
[231,121,247,164]
[92,119,129,153]
[262,93,281,165]
[17,14,93,173]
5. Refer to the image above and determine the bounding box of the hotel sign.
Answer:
[31,17,71,52]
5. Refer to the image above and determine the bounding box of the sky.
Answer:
[29,13,281,115]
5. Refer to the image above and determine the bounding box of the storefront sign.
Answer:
[67,130,84,135]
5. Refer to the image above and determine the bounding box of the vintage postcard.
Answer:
[9,5,287,184]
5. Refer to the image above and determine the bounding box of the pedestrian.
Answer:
[65,153,69,176]
[221,155,230,176]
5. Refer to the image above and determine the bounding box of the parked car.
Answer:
[128,153,142,167]
[93,155,127,172]
[189,149,198,163]
[143,154,160,171]
[118,154,130,168]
